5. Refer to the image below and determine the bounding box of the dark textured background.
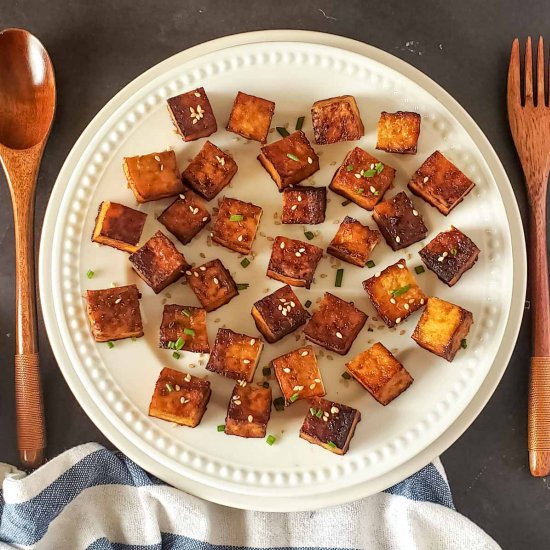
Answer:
[0,1,547,548]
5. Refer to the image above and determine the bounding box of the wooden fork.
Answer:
[508,36,550,477]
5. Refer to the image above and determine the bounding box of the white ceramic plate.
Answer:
[40,31,526,510]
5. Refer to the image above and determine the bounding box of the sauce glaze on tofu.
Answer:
[376,111,421,154]
[311,95,364,144]
[281,186,326,224]
[159,305,210,353]
[224,383,272,438]
[226,91,275,143]
[327,216,381,267]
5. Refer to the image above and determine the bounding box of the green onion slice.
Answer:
[335,268,344,288]
[237,283,249,290]
[415,265,425,275]
[341,371,351,380]
[326,441,337,449]
[286,153,299,161]
[461,339,468,349]
[273,397,285,411]
[183,328,195,337]
[366,260,376,268]
[241,258,251,268]
[346,165,354,172]
[276,127,290,137]
[172,351,181,360]
[304,300,312,308]
[181,309,191,317]
[315,408,323,418]
[295,116,305,130]
[229,214,244,221]
[165,383,174,392]
[217,424,225,432]
[289,393,299,403]
[107,341,114,349]
[309,407,317,416]
[341,200,351,206]
[391,284,411,297]
[266,435,276,446]
[304,231,314,240]
[175,337,185,350]
[262,366,271,377]
[86,269,94,279]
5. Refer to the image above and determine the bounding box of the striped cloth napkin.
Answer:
[0,443,498,549]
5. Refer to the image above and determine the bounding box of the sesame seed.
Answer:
[370,185,376,193]
[314,378,321,383]
[396,236,401,243]
[395,317,402,324]
[283,367,291,373]
[114,297,122,304]
[232,395,240,400]
[323,416,328,422]
[180,396,189,404]
[154,155,161,162]
[193,272,199,277]
[409,298,414,304]
[280,242,285,249]
[233,400,241,405]
[404,303,410,310]
[282,309,288,316]
[330,406,339,414]
[299,248,305,253]
[200,266,206,271]
[184,374,191,382]
[397,263,404,269]
[179,194,186,200]
[291,204,297,211]
[412,209,419,216]
[354,173,361,179]
[278,305,283,311]
[423,176,429,183]
[243,359,251,364]
[237,235,243,241]
[279,298,286,302]
[213,277,219,285]
[175,384,181,391]
[420,298,425,305]
[250,339,255,345]
[295,252,301,257]
[301,351,308,356]
[193,207,199,215]
[370,163,375,169]
[238,380,247,387]
[442,251,449,257]
[375,272,381,277]
[189,205,194,213]
[307,157,313,164]
[437,256,444,262]
[185,270,192,276]
[202,216,208,222]
[297,195,302,202]
[309,383,316,389]
[336,332,343,339]
[390,298,396,304]
[247,415,253,422]
[290,301,295,308]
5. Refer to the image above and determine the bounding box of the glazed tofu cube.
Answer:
[159,305,210,353]
[206,328,264,382]
[212,197,262,254]
[363,259,427,328]
[251,285,309,343]
[257,131,320,191]
[376,111,421,154]
[303,292,367,355]
[157,186,210,245]
[92,201,147,253]
[346,343,413,405]
[166,87,217,142]
[327,216,381,267]
[281,186,326,224]
[272,346,325,405]
[123,150,184,203]
[129,231,190,294]
[329,147,395,210]
[226,91,275,143]
[149,367,211,427]
[419,226,480,286]
[311,95,364,145]
[266,236,323,289]
[373,192,428,250]
[299,397,361,455]
[224,383,272,438]
[181,141,238,201]
[86,284,143,342]
[408,151,475,215]
[412,297,473,361]
[187,259,238,312]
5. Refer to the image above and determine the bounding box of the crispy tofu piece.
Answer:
[346,343,413,405]
[311,95,364,145]
[206,328,264,382]
[281,186,326,224]
[303,292,367,355]
[226,91,275,143]
[123,150,184,203]
[251,285,309,343]
[224,383,272,438]
[159,305,210,353]
[266,236,323,289]
[372,191,428,250]
[181,141,238,201]
[419,226,480,286]
[157,186,210,245]
[149,367,211,427]
[166,87,217,142]
[299,397,361,455]
[86,285,143,342]
[408,151,475,215]
[129,231,190,294]
[329,147,395,210]
[376,111,421,154]
[257,131,320,191]
[327,216,381,267]
[212,197,262,254]
[186,259,238,312]
[363,259,427,328]
[92,201,147,253]
[272,346,325,405]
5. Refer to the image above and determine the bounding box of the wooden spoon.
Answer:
[0,28,56,468]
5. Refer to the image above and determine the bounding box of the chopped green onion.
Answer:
[363,169,377,177]
[372,189,380,196]
[261,381,270,388]
[356,188,365,194]
[241,258,251,268]
[367,327,374,332]
[86,269,95,279]
[229,214,244,222]
[262,366,271,377]
[289,393,299,403]
[461,339,468,349]
[172,351,181,360]
[286,153,300,161]
[304,300,312,308]
[366,260,376,268]
[295,116,305,130]
[375,162,385,174]
[167,341,175,349]
[237,283,249,290]
[326,441,337,449]
[415,265,425,275]
[266,434,276,446]
[107,341,114,349]
[346,165,354,172]
[304,231,314,240]
[217,424,225,432]
[183,328,195,337]
[335,268,344,287]
[309,407,317,416]
[391,284,411,297]
[175,336,185,350]
[273,397,285,411]
[341,371,351,380]
[315,408,323,418]
[450,247,458,256]
[165,383,174,392]
[342,200,351,206]
[181,309,191,317]
[276,126,290,137]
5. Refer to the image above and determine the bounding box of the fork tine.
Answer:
[537,36,546,106]
[508,38,521,106]
[525,36,533,104]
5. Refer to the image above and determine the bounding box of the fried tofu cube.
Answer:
[408,151,475,215]
[376,111,421,154]
[363,259,427,328]
[129,231,190,294]
[327,216,381,267]
[419,226,480,286]
[299,397,361,455]
[412,297,473,361]
[257,131,320,191]
[86,284,143,342]
[186,259,238,312]
[251,285,309,343]
[272,346,325,405]
[123,150,184,203]
[166,87,217,142]
[311,95,364,145]
[181,141,238,201]
[159,305,210,353]
[92,201,147,253]
[206,328,264,382]
[266,236,323,289]
[224,383,272,438]
[212,197,262,254]
[281,186,326,224]
[373,192,428,250]
[226,91,275,143]
[157,186,210,245]
[346,343,413,405]
[149,367,211,427]
[329,147,395,210]
[303,292,367,355]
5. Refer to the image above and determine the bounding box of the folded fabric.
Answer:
[0,443,498,549]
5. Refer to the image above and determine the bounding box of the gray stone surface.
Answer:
[0,1,545,548]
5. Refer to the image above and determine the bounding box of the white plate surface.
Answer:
[40,31,526,510]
